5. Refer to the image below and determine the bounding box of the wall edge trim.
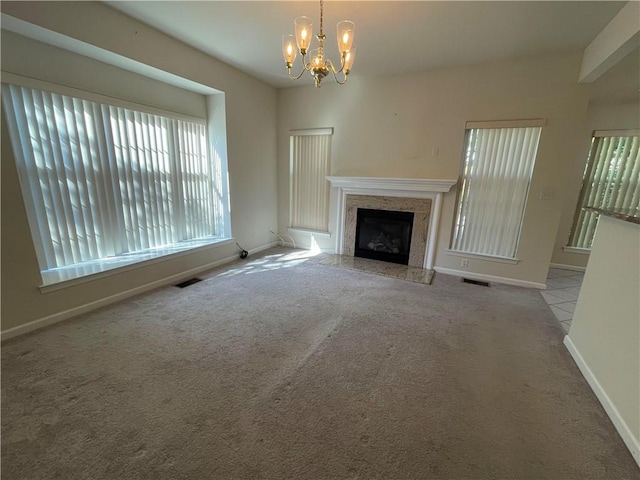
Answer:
[550,262,587,272]
[1,241,279,342]
[564,335,640,468]
[434,266,546,289]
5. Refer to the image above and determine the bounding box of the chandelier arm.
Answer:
[325,58,346,75]
[325,59,336,74]
[329,66,349,85]
[288,67,308,81]
[287,54,311,80]
[334,55,346,75]
[325,54,347,75]
[325,57,346,77]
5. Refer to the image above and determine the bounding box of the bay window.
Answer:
[2,81,230,284]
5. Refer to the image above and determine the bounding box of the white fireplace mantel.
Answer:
[326,176,456,194]
[326,176,457,270]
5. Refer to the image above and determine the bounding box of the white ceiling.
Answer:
[106,1,627,89]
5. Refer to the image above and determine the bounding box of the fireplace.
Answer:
[326,177,457,270]
[355,208,414,265]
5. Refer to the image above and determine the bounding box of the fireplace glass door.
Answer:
[354,208,414,265]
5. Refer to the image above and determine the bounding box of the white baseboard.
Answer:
[278,241,295,248]
[276,242,334,254]
[564,335,640,468]
[1,241,280,342]
[248,241,280,255]
[434,267,546,289]
[550,263,587,272]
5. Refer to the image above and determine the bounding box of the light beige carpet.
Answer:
[2,248,638,479]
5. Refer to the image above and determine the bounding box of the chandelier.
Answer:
[281,0,356,87]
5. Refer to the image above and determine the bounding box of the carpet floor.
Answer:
[2,248,638,479]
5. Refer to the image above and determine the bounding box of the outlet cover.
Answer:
[539,189,553,200]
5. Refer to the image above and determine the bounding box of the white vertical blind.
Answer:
[2,83,218,271]
[452,126,542,258]
[290,131,332,232]
[568,134,640,249]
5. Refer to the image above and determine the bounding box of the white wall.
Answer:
[565,215,640,466]
[278,53,591,286]
[1,2,278,335]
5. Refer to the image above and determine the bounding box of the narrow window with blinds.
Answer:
[451,120,543,259]
[290,128,332,233]
[2,82,229,282]
[567,131,639,250]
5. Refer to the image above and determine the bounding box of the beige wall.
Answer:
[551,101,640,268]
[1,2,278,334]
[566,215,640,464]
[0,31,208,118]
[278,53,591,286]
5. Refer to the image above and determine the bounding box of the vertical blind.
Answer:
[2,83,219,271]
[568,133,640,249]
[452,125,542,258]
[290,131,332,232]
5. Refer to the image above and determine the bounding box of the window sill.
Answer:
[562,246,591,255]
[445,249,520,265]
[39,237,234,294]
[288,228,331,238]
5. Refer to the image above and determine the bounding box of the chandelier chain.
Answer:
[320,0,324,36]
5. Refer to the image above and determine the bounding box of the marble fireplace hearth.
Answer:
[319,254,436,285]
[326,177,457,272]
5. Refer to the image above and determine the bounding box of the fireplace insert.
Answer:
[354,208,414,265]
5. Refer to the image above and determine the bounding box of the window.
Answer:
[451,120,543,259]
[567,131,639,250]
[2,82,229,280]
[289,128,332,233]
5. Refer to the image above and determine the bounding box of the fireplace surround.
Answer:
[326,177,457,270]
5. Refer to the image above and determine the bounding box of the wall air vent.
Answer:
[462,278,491,287]
[174,278,202,288]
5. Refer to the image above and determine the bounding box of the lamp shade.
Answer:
[343,45,356,73]
[294,16,313,54]
[282,34,297,64]
[336,21,355,53]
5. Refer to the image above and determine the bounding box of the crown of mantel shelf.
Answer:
[326,176,457,193]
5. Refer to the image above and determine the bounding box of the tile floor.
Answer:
[541,267,585,333]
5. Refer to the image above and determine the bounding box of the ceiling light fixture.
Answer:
[282,0,356,88]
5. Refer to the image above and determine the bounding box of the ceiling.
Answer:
[106,1,627,89]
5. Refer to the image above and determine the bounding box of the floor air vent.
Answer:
[462,278,491,287]
[174,278,202,288]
